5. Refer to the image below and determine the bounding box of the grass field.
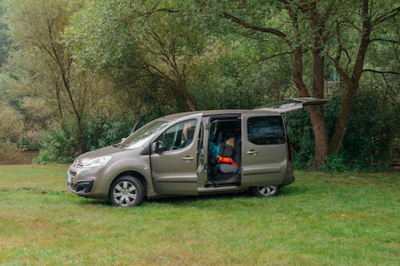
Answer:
[0,165,399,265]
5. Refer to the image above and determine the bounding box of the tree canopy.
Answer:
[0,0,399,168]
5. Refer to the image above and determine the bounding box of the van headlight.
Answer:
[82,156,112,169]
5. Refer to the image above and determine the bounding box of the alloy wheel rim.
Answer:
[113,181,137,206]
[257,185,278,196]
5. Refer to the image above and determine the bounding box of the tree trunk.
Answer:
[292,47,308,97]
[55,81,63,119]
[293,44,330,168]
[329,82,358,154]
[179,79,196,111]
[329,0,371,154]
[308,105,329,167]
[182,91,196,111]
[309,35,330,168]
[61,71,84,154]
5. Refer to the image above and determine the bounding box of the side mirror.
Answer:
[152,142,160,154]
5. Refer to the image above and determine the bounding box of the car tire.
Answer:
[250,185,280,197]
[109,176,145,207]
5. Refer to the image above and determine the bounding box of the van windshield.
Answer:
[121,120,169,149]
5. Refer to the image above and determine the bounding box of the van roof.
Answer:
[158,109,281,122]
[155,98,330,121]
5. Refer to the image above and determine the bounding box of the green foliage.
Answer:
[288,88,400,171]
[0,71,51,150]
[1,0,399,170]
[0,0,12,68]
[36,115,133,164]
[35,121,78,164]
[188,38,295,110]
[82,114,131,152]
[63,0,297,114]
[320,153,350,173]
[0,139,23,164]
[0,101,24,142]
[287,112,315,170]
[63,0,210,111]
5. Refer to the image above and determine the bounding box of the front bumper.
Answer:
[67,164,111,199]
[67,166,96,195]
[68,177,94,193]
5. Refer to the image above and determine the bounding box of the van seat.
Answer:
[233,137,241,165]
[217,164,238,173]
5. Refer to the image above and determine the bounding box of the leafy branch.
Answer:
[363,69,400,75]
[219,12,291,47]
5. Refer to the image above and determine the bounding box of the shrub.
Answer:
[319,153,350,173]
[36,114,133,164]
[35,121,78,164]
[287,90,400,171]
[0,101,24,142]
[0,140,24,165]
[286,109,315,170]
[82,114,132,152]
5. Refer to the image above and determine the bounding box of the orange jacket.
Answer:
[218,156,238,166]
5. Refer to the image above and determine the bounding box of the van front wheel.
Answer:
[250,185,280,197]
[109,176,145,207]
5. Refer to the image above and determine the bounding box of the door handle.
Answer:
[182,156,194,162]
[247,150,258,155]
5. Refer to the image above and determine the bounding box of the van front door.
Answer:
[241,113,288,186]
[150,114,202,195]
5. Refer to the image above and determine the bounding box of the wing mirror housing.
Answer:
[152,142,160,154]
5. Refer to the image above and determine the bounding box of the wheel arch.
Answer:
[110,171,150,198]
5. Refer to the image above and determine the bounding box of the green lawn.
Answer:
[0,165,399,265]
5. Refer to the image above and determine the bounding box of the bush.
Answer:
[0,101,24,142]
[287,90,400,171]
[319,153,350,173]
[35,114,133,164]
[0,140,24,165]
[286,109,315,170]
[35,121,78,164]
[82,114,132,152]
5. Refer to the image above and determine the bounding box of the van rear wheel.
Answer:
[250,185,280,197]
[109,176,145,207]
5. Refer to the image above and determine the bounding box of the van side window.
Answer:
[247,116,286,145]
[156,119,197,151]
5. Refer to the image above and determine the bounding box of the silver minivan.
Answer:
[67,98,328,207]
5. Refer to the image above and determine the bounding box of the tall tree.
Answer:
[197,0,400,166]
[3,0,106,154]
[326,0,400,154]
[65,0,211,112]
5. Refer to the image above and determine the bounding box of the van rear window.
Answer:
[247,116,286,145]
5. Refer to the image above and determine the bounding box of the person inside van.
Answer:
[208,133,237,159]
[181,121,196,146]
